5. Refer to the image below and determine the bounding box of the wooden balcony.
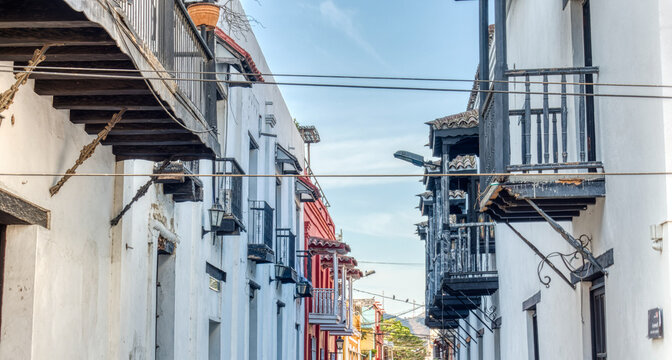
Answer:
[0,0,219,160]
[440,223,498,297]
[479,67,604,222]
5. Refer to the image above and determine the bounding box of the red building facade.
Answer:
[303,177,357,360]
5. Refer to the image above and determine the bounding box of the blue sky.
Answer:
[241,0,483,314]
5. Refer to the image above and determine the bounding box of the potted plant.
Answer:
[186,1,220,30]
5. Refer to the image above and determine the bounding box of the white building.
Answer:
[421,0,672,359]
[0,0,308,359]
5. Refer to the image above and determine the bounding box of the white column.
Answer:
[341,266,346,321]
[332,253,338,315]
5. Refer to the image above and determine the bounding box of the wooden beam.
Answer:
[112,145,214,159]
[102,134,202,147]
[34,79,150,96]
[53,95,162,110]
[85,124,187,136]
[0,0,88,23]
[0,28,115,46]
[0,21,100,29]
[0,187,50,228]
[16,60,139,79]
[0,45,127,62]
[71,110,173,124]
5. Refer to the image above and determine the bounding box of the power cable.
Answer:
[1,171,672,178]
[3,63,672,89]
[2,68,672,100]
[358,261,424,266]
[353,288,424,306]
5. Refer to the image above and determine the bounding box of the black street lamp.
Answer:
[336,336,344,352]
[202,202,226,237]
[394,150,437,169]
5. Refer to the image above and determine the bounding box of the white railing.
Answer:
[311,288,336,315]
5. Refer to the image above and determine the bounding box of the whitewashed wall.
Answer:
[0,65,116,359]
[494,0,672,359]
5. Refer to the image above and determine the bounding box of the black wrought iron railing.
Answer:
[215,158,244,222]
[505,67,601,172]
[248,200,273,248]
[276,229,296,269]
[430,223,497,281]
[481,67,602,177]
[118,0,214,125]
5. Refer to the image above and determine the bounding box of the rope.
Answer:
[49,108,127,196]
[0,45,51,116]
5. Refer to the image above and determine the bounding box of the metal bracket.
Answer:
[524,198,607,276]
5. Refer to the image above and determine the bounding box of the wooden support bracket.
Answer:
[49,108,127,196]
[0,44,51,115]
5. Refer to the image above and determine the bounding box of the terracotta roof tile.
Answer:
[215,28,264,82]
[426,109,479,130]
[448,155,477,171]
[308,236,350,255]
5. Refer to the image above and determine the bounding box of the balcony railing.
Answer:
[215,158,244,233]
[119,0,213,125]
[276,229,296,268]
[482,67,602,175]
[248,200,274,263]
[275,229,298,283]
[312,288,336,316]
[445,222,496,278]
[427,222,498,297]
[506,67,601,173]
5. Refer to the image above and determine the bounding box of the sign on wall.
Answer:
[648,308,664,339]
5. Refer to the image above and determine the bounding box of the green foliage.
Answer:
[380,318,427,360]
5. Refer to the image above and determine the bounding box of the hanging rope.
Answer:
[110,159,171,226]
[49,108,127,196]
[0,45,51,116]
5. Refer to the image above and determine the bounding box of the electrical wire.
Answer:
[1,171,672,178]
[353,288,424,306]
[358,261,424,266]
[3,63,672,89]
[2,68,672,100]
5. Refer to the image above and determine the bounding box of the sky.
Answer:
[240,0,484,315]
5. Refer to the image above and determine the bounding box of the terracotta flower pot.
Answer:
[187,3,220,30]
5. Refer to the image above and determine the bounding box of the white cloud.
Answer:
[309,134,428,189]
[318,0,390,68]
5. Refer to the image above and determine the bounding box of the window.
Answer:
[591,277,607,360]
[209,320,221,360]
[249,293,258,360]
[532,310,540,360]
[526,307,540,360]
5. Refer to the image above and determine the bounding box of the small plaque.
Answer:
[648,308,664,339]
[209,276,221,292]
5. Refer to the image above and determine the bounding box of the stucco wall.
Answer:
[0,64,116,359]
[494,0,672,359]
